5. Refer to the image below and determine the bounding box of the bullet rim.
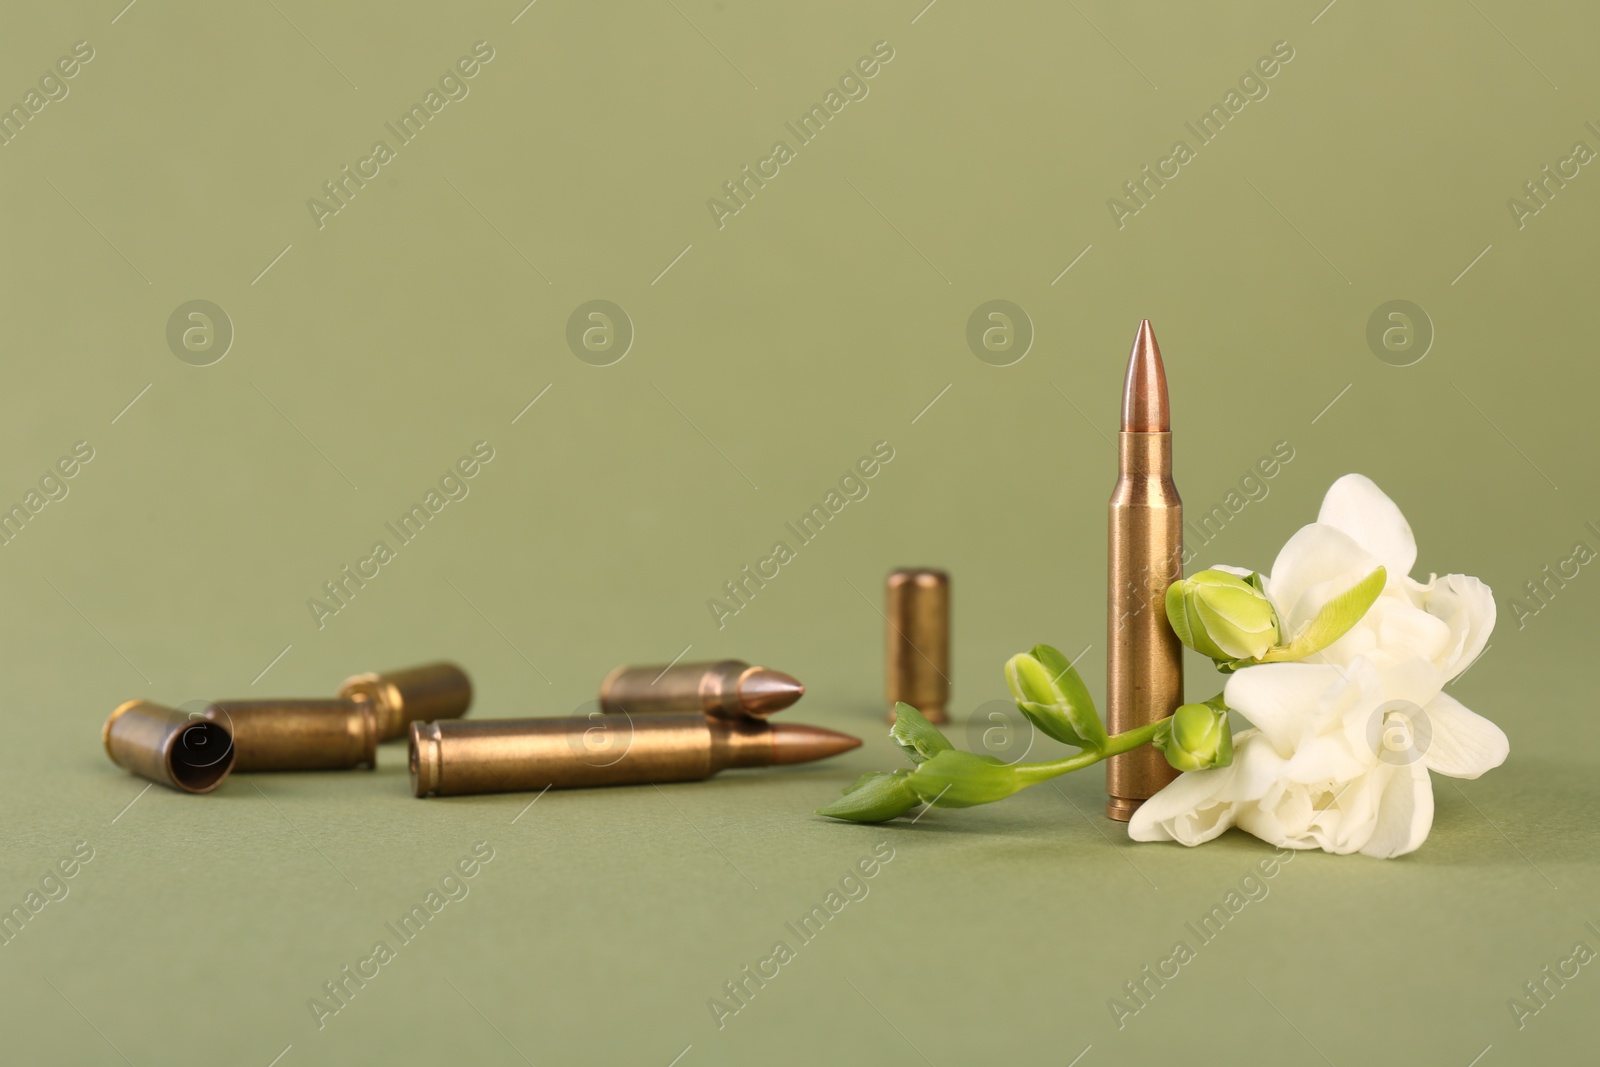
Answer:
[347,695,380,769]
[1106,796,1143,822]
[102,698,141,759]
[410,721,443,797]
[340,662,473,741]
[340,673,402,739]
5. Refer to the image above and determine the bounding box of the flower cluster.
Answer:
[1130,474,1507,858]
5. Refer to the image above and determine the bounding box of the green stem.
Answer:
[1011,717,1170,786]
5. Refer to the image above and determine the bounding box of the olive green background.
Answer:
[2,1,1596,1064]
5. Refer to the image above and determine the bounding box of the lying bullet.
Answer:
[886,568,950,724]
[103,700,235,794]
[599,660,804,719]
[410,714,860,797]
[339,661,472,741]
[201,698,377,772]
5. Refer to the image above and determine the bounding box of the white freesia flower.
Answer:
[1130,475,1508,858]
[1130,661,1431,857]
[1274,474,1495,687]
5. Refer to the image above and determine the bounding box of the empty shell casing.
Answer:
[886,568,950,724]
[598,660,805,719]
[410,714,860,797]
[200,698,377,772]
[338,661,472,741]
[103,700,235,794]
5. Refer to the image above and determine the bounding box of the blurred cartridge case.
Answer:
[410,714,860,797]
[338,661,472,741]
[1106,321,1183,821]
[200,698,377,772]
[885,568,950,724]
[599,660,804,719]
[103,700,235,794]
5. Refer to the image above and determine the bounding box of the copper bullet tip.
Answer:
[738,668,805,716]
[1121,319,1171,432]
[767,723,862,765]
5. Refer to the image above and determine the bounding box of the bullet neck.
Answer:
[1113,432,1178,504]
[1117,430,1171,469]
[709,719,773,771]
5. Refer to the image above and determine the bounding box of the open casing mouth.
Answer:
[104,700,235,794]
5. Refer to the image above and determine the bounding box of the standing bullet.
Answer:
[103,700,235,794]
[338,662,472,741]
[599,660,804,719]
[409,715,860,797]
[201,698,377,772]
[1106,321,1184,821]
[886,568,950,724]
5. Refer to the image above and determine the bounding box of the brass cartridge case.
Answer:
[103,700,235,794]
[201,698,377,772]
[885,568,950,724]
[410,714,860,797]
[599,659,804,719]
[1106,321,1183,821]
[338,661,472,741]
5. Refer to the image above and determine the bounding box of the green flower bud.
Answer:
[1006,653,1053,707]
[1165,569,1279,663]
[1004,646,1108,751]
[1154,702,1234,772]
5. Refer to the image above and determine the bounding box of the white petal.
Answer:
[1233,802,1297,850]
[1419,691,1510,779]
[1337,657,1410,760]
[1128,762,1240,845]
[1359,763,1434,858]
[1224,663,1344,755]
[1289,773,1381,854]
[1368,654,1446,709]
[1318,474,1417,579]
[1216,729,1290,801]
[1263,523,1384,635]
[1209,564,1254,578]
[1281,734,1371,785]
[1320,773,1386,854]
[1236,781,1343,851]
[1420,574,1497,681]
[1373,601,1453,668]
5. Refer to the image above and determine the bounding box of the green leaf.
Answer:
[889,703,954,764]
[843,771,892,794]
[1028,644,1108,750]
[816,771,919,823]
[906,750,1028,808]
[1259,566,1386,663]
